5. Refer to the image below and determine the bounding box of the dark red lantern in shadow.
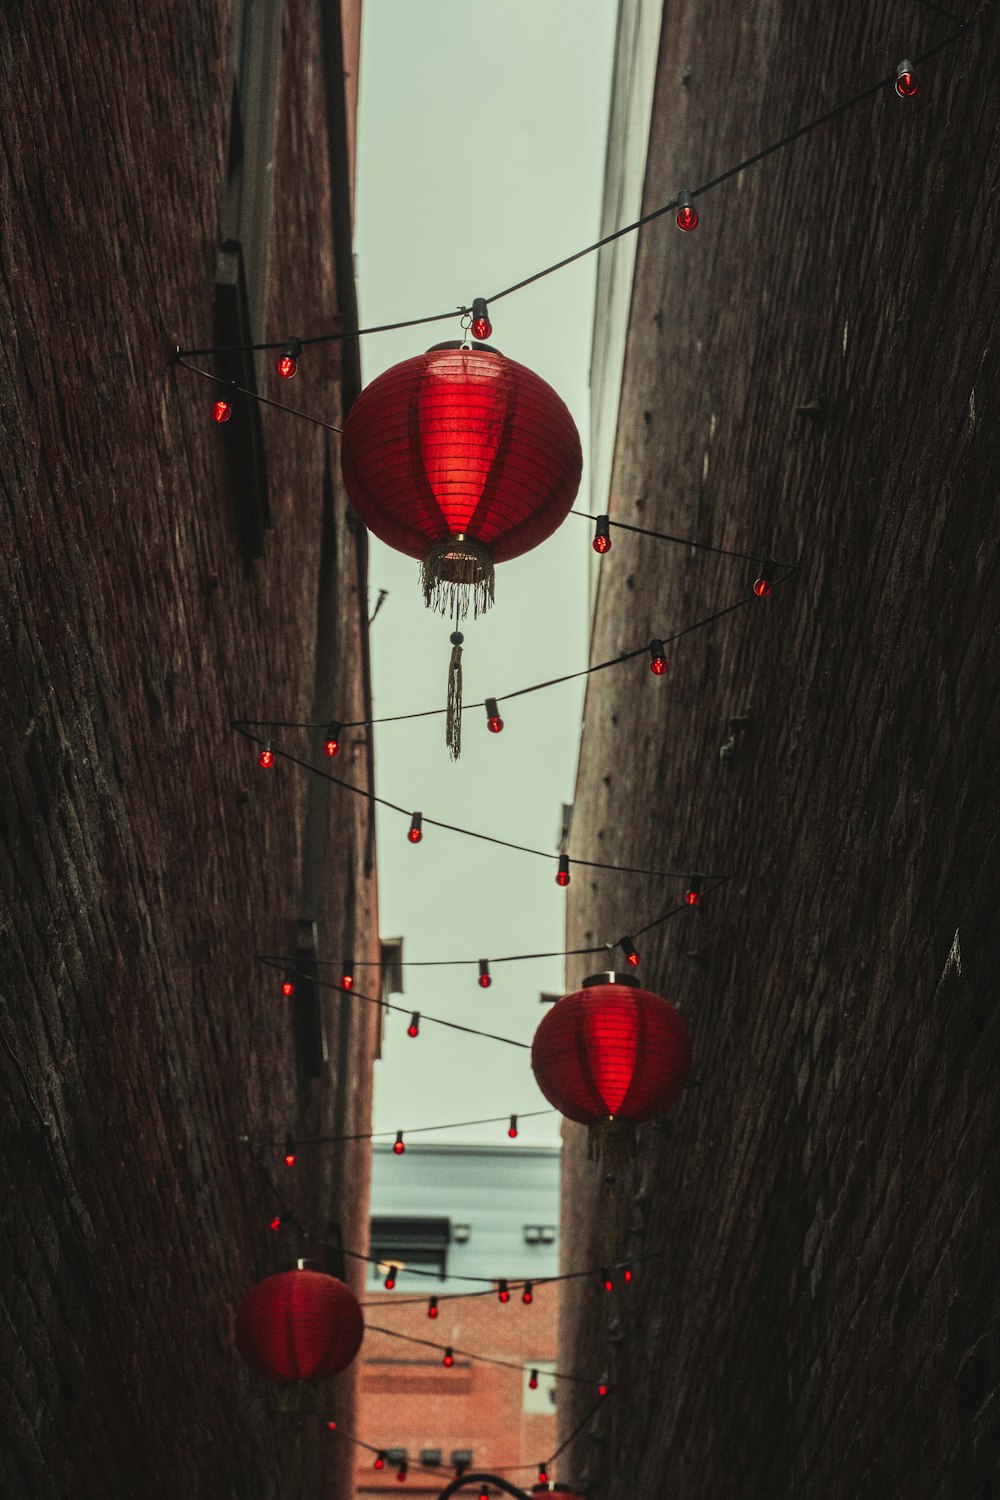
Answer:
[234,1265,364,1381]
[340,344,582,620]
[530,972,692,1157]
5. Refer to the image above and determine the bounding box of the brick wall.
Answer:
[356,1280,558,1494]
[559,2,999,1497]
[0,3,377,1498]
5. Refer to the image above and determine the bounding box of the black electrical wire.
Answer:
[364,1323,597,1385]
[570,509,798,569]
[173,14,967,362]
[254,1108,556,1149]
[175,358,344,434]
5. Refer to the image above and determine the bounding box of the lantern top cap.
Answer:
[425,338,501,355]
[582,971,639,989]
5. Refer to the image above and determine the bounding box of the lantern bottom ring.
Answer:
[421,537,495,620]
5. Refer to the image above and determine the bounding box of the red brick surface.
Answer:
[355,1281,558,1495]
[0,4,375,1498]
[559,2,999,1498]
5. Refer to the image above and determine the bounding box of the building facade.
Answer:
[355,1143,561,1494]
[1,4,375,1499]
[558,2,1000,1498]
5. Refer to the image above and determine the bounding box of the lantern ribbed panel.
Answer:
[340,348,582,561]
[530,982,692,1125]
[234,1269,364,1382]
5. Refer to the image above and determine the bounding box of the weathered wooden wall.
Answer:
[560,2,998,1496]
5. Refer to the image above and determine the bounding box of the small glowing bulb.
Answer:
[754,558,777,597]
[269,1214,284,1232]
[342,965,354,990]
[393,1131,405,1156]
[686,878,702,908]
[485,696,504,734]
[211,398,232,423]
[323,720,342,758]
[374,1453,386,1471]
[498,1279,510,1303]
[598,1381,609,1397]
[407,1012,420,1038]
[408,812,423,844]
[396,1463,407,1484]
[620,937,640,968]
[602,1268,614,1292]
[675,190,699,232]
[649,639,668,675]
[624,1265,633,1284]
[276,337,301,379]
[593,514,611,554]
[281,975,295,997]
[442,1347,454,1367]
[522,1281,533,1304]
[326,1419,337,1431]
[895,59,919,97]
[556,854,571,888]
[508,1114,518,1139]
[284,1138,296,1167]
[384,1268,397,1290]
[537,1466,548,1484]
[471,297,491,341]
[529,1369,539,1390]
[427,1297,439,1319]
[258,744,275,769]
[479,959,492,989]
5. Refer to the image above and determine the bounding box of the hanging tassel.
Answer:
[446,631,463,761]
[421,539,495,621]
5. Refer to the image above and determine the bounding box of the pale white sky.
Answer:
[355,0,618,1146]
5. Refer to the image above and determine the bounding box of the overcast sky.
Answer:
[354,2,618,1146]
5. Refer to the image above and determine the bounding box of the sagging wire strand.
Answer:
[172,8,968,362]
[232,571,796,740]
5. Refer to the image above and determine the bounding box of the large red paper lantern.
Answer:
[340,343,582,619]
[531,972,692,1156]
[234,1266,364,1382]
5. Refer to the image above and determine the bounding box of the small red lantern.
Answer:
[234,1266,364,1382]
[340,344,582,619]
[531,972,692,1156]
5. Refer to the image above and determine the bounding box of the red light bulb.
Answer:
[342,965,354,990]
[537,1466,548,1484]
[384,1268,397,1289]
[556,854,571,888]
[396,1463,407,1484]
[408,812,423,843]
[471,297,491,341]
[479,959,492,989]
[754,558,777,597]
[593,514,611,554]
[649,639,668,675]
[686,878,702,908]
[675,190,699,232]
[393,1131,405,1156]
[258,744,275,769]
[895,59,919,97]
[508,1114,518,1139]
[624,1265,633,1284]
[323,720,342,758]
[498,1279,510,1303]
[211,398,232,423]
[443,1347,454,1367]
[407,1011,420,1038]
[276,337,301,379]
[374,1454,386,1471]
[428,1297,439,1319]
[284,1138,296,1167]
[529,1368,539,1389]
[326,1419,337,1431]
[269,1213,283,1232]
[281,976,295,997]
[602,1268,614,1292]
[485,696,504,733]
[522,1281,533,1304]
[620,937,640,968]
[598,1381,609,1397]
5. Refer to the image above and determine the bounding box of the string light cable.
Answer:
[173,9,967,364]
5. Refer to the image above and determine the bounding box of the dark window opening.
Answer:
[370,1216,451,1281]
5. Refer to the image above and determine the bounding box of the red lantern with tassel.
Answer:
[340,343,582,621]
[530,972,692,1159]
[234,1264,364,1381]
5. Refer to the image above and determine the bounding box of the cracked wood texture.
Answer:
[559,2,999,1498]
[0,2,375,1498]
